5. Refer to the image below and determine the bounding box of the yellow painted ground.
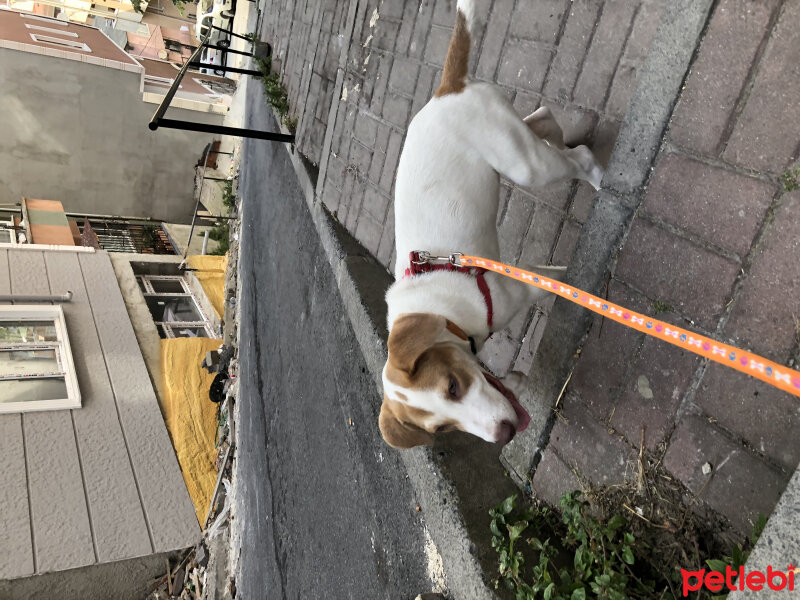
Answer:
[187,254,228,319]
[161,337,222,524]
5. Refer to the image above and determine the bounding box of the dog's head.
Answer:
[380,313,531,448]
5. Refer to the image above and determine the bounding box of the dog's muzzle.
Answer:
[481,371,532,441]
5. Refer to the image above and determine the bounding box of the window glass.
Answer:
[149,279,186,294]
[172,326,209,338]
[0,307,79,412]
[0,349,60,377]
[0,378,68,403]
[146,296,203,322]
[0,321,58,343]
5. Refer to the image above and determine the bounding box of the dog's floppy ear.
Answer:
[387,313,447,375]
[379,398,434,449]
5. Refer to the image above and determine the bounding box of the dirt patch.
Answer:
[583,431,751,597]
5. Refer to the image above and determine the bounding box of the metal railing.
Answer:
[148,24,295,143]
[181,141,235,264]
[74,216,176,255]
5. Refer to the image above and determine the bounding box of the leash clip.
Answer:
[411,250,433,265]
[411,250,463,267]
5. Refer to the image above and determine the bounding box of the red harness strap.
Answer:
[404,251,494,328]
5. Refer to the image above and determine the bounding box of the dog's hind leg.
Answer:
[524,106,565,149]
[452,83,604,190]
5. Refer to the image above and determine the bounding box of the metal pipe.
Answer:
[149,30,211,130]
[201,230,209,255]
[206,43,254,57]
[64,212,164,223]
[153,118,295,143]
[211,23,252,42]
[196,215,236,221]
[183,142,214,263]
[149,31,293,143]
[0,291,73,303]
[188,62,263,76]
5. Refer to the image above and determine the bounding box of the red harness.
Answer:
[403,251,494,329]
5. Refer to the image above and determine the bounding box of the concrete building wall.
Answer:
[0,246,199,586]
[0,47,223,223]
[0,9,138,63]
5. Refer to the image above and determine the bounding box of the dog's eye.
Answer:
[448,375,459,398]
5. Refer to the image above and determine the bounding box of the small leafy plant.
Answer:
[254,55,297,134]
[222,179,236,212]
[490,492,655,600]
[781,166,800,192]
[651,300,673,314]
[208,221,229,255]
[140,223,159,249]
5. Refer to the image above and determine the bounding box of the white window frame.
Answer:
[145,74,175,86]
[0,305,81,413]
[25,24,79,37]
[138,275,215,338]
[29,33,91,53]
[0,214,18,245]
[144,75,180,89]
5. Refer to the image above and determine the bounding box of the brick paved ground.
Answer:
[539,0,800,535]
[259,0,347,166]
[258,0,800,537]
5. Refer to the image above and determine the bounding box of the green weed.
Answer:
[254,56,298,134]
[491,492,653,600]
[490,491,768,600]
[208,221,230,255]
[222,179,236,212]
[651,301,673,314]
[781,166,800,192]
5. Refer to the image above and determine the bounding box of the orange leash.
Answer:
[455,254,800,398]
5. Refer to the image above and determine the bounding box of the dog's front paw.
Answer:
[586,162,605,191]
[502,370,529,397]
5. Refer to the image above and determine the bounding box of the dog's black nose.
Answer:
[497,420,517,445]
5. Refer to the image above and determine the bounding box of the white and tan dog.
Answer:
[380,0,604,449]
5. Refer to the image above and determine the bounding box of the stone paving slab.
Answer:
[663,412,789,534]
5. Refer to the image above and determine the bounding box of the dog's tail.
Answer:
[434,0,474,98]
